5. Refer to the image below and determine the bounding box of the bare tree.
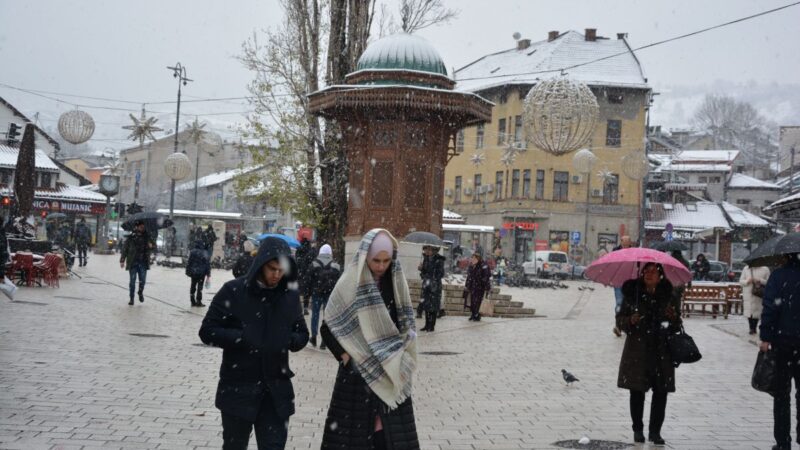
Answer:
[399,0,458,33]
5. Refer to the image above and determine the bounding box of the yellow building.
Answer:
[446,29,652,263]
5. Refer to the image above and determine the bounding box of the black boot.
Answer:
[310,336,317,347]
[128,297,134,306]
[138,290,144,303]
[648,433,665,445]
[633,431,645,443]
[416,303,424,319]
[429,312,436,332]
[748,317,758,335]
[421,312,431,331]
[190,296,197,307]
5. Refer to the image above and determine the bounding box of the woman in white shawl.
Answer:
[740,264,770,335]
[320,229,420,450]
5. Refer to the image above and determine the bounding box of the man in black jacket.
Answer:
[199,237,309,450]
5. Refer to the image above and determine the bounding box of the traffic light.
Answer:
[6,123,20,145]
[40,210,47,219]
[115,202,126,218]
[1,197,10,207]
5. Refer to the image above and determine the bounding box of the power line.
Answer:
[456,1,800,82]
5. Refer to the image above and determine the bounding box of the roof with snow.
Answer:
[765,190,800,212]
[0,183,107,203]
[673,150,740,163]
[0,144,60,172]
[727,173,781,190]
[443,208,464,223]
[356,33,447,77]
[666,163,731,173]
[721,202,771,227]
[174,166,261,192]
[156,209,243,219]
[646,201,731,232]
[454,30,648,93]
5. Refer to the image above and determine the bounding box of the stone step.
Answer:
[493,306,536,315]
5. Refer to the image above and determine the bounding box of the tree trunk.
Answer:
[14,124,36,219]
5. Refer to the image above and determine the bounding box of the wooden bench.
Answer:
[681,285,728,319]
[725,284,743,315]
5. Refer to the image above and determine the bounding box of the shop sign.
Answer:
[661,229,693,240]
[502,221,539,231]
[33,199,106,214]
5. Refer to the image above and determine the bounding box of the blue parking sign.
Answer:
[571,231,581,243]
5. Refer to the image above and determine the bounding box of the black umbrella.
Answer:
[403,231,444,247]
[650,240,688,252]
[122,212,173,235]
[45,212,68,221]
[743,233,800,267]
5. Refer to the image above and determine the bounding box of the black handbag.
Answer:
[752,350,777,395]
[750,269,766,298]
[668,326,702,367]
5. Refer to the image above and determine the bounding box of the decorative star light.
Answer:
[500,151,517,167]
[123,105,163,144]
[470,152,486,166]
[597,167,616,183]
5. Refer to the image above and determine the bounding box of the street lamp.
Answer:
[166,63,192,221]
[572,149,598,263]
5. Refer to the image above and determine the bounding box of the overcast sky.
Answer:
[0,0,797,151]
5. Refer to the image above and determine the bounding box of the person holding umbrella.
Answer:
[74,218,92,267]
[418,245,445,332]
[120,220,153,305]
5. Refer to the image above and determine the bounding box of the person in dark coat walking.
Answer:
[198,237,309,450]
[185,240,211,307]
[202,225,217,257]
[616,262,682,446]
[74,218,92,267]
[232,240,256,278]
[418,245,445,332]
[308,244,340,350]
[759,253,800,450]
[119,221,153,305]
[691,253,711,281]
[320,229,419,450]
[464,252,491,321]
[294,237,314,316]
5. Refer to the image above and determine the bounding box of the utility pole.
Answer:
[791,145,797,195]
[166,63,192,220]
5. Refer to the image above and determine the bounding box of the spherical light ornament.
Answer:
[622,150,650,180]
[572,148,598,174]
[57,110,95,144]
[164,152,192,181]
[523,77,599,156]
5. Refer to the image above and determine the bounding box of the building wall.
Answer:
[727,188,781,215]
[780,126,800,172]
[679,171,727,201]
[62,159,91,179]
[445,86,648,262]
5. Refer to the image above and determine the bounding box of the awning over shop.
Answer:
[0,183,108,215]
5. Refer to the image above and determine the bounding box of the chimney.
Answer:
[585,28,597,41]
[617,32,628,40]
[548,31,559,42]
[517,39,531,50]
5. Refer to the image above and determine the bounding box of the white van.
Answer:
[522,250,570,278]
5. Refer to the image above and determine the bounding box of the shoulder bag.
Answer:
[668,325,702,367]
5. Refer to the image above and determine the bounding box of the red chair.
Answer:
[11,253,35,287]
[33,254,60,288]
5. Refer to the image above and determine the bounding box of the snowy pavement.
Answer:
[0,254,777,449]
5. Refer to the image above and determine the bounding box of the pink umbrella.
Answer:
[585,247,692,287]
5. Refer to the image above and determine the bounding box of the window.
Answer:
[476,124,484,149]
[40,172,52,188]
[497,118,506,145]
[535,170,545,200]
[553,171,569,202]
[522,169,531,198]
[511,169,520,197]
[0,169,11,184]
[698,176,708,183]
[495,171,503,201]
[603,173,619,205]
[454,176,462,203]
[456,130,464,152]
[737,199,751,205]
[710,176,721,184]
[607,90,624,104]
[514,115,523,146]
[473,174,482,203]
[606,119,621,147]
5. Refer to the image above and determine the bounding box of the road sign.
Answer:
[571,231,581,243]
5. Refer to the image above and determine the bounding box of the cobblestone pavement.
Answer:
[0,254,779,449]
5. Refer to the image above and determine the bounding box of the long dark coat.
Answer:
[419,253,445,313]
[319,276,420,450]
[616,278,682,393]
[198,238,309,422]
[464,261,491,307]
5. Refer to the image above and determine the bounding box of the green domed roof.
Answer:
[356,33,447,76]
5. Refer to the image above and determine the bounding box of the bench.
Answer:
[681,285,728,319]
[725,284,743,315]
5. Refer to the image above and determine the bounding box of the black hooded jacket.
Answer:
[198,237,309,422]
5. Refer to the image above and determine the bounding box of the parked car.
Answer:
[523,251,570,278]
[565,258,588,280]
[690,259,730,282]
[729,261,746,282]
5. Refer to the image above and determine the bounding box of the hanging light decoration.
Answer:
[164,152,192,181]
[572,148,598,174]
[622,150,650,180]
[58,109,95,144]
[470,152,486,166]
[523,77,599,156]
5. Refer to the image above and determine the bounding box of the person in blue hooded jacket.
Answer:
[199,237,309,450]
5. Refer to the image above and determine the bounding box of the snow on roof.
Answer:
[727,173,781,189]
[0,144,60,172]
[721,202,770,227]
[174,166,260,192]
[156,209,243,219]
[666,163,731,172]
[356,33,447,76]
[0,183,107,203]
[646,201,730,231]
[443,208,464,222]
[765,190,800,211]
[674,150,739,163]
[454,30,648,93]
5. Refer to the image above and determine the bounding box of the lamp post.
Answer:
[166,63,192,221]
[572,149,598,264]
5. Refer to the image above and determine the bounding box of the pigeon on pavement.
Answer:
[562,369,579,384]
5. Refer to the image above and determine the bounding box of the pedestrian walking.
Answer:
[308,244,340,349]
[74,217,92,267]
[419,245,445,332]
[119,220,153,306]
[616,262,681,446]
[198,237,309,450]
[295,236,314,316]
[758,253,800,450]
[464,251,491,321]
[691,253,710,281]
[319,229,419,450]
[186,240,211,307]
[202,225,217,257]
[232,240,256,278]
[612,235,633,337]
[740,264,769,335]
